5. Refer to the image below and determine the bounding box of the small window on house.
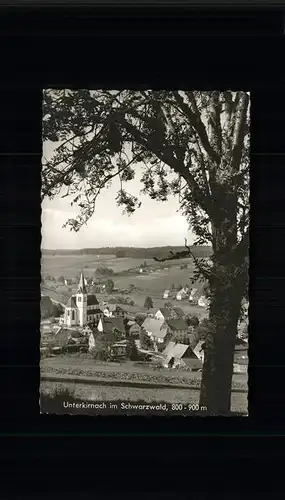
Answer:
[72,310,75,320]
[78,297,81,302]
[67,310,70,317]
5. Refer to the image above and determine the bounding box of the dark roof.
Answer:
[65,295,77,308]
[70,330,83,339]
[100,318,126,335]
[165,318,188,331]
[87,294,99,306]
[173,307,185,318]
[158,307,185,320]
[87,308,102,315]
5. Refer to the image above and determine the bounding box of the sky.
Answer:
[42,141,194,250]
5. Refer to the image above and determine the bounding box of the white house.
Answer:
[192,340,206,364]
[176,288,188,301]
[163,342,202,370]
[60,271,102,327]
[155,306,185,322]
[198,295,209,308]
[142,317,171,350]
[64,278,73,287]
[163,289,170,299]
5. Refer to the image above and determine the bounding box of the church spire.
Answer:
[77,270,87,294]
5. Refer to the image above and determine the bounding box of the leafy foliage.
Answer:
[105,279,115,294]
[144,296,154,309]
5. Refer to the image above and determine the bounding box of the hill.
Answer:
[42,245,212,259]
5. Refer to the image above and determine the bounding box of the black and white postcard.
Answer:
[41,90,249,416]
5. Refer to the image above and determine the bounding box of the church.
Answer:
[60,271,103,327]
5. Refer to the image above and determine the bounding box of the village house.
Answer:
[88,318,126,352]
[164,318,188,337]
[192,339,206,363]
[163,289,171,299]
[59,271,102,327]
[127,320,141,337]
[163,342,203,371]
[142,317,171,351]
[97,317,126,337]
[102,304,126,319]
[198,295,210,308]
[155,306,185,322]
[64,278,73,287]
[110,340,129,359]
[176,288,188,301]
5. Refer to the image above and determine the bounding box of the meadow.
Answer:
[41,252,205,311]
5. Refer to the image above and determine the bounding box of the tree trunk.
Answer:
[199,285,242,415]
[199,189,245,416]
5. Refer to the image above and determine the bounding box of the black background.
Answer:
[0,3,284,496]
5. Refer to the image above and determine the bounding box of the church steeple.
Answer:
[77,270,87,294]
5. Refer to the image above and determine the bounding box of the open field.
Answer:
[42,254,159,277]
[41,252,206,313]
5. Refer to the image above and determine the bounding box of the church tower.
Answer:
[76,270,87,326]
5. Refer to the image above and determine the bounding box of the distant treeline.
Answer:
[42,246,212,259]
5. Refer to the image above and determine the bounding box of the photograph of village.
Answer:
[41,90,249,416]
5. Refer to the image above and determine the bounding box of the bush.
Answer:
[135,314,147,326]
[144,296,153,309]
[95,267,114,277]
[186,315,199,328]
[105,279,115,294]
[128,340,141,361]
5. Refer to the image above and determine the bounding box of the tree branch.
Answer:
[173,91,220,165]
[231,92,250,171]
[117,113,215,218]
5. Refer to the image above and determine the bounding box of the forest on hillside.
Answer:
[42,245,212,259]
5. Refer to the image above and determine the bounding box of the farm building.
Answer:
[97,317,126,337]
[142,317,171,351]
[155,306,185,322]
[163,289,171,299]
[59,271,101,327]
[163,342,202,370]
[165,318,188,337]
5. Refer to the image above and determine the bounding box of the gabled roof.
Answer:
[193,340,206,356]
[173,307,185,318]
[87,295,99,306]
[65,295,77,308]
[165,318,188,331]
[163,341,176,357]
[167,343,199,361]
[142,318,168,339]
[100,317,126,335]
